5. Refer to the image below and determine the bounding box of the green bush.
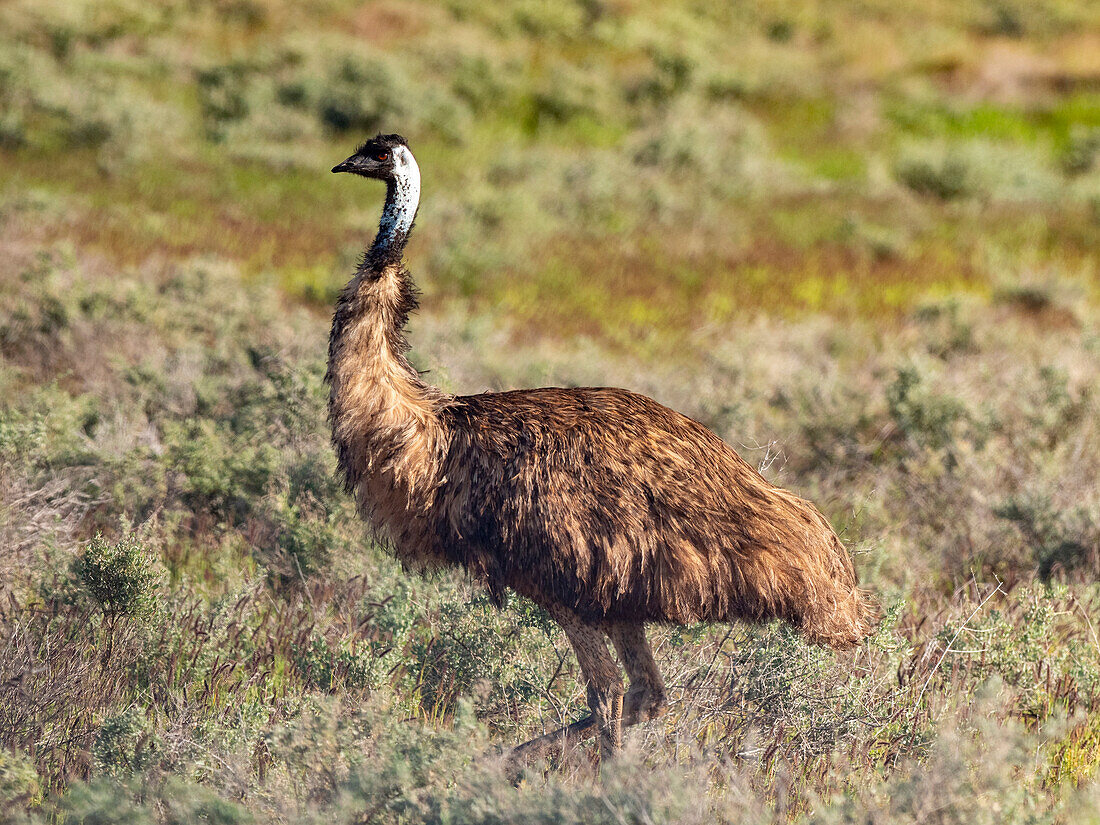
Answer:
[292,634,378,692]
[91,708,158,778]
[994,495,1099,580]
[75,533,161,619]
[59,780,152,825]
[895,140,1061,203]
[1062,126,1100,175]
[912,299,975,358]
[163,419,282,521]
[196,64,253,136]
[0,750,40,809]
[409,595,559,728]
[895,148,974,200]
[886,364,969,454]
[317,55,408,135]
[56,776,253,825]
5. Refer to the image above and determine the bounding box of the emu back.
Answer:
[438,387,870,649]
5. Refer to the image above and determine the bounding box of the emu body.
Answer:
[327,134,874,758]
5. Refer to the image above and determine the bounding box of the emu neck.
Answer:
[368,151,420,266]
[327,172,446,516]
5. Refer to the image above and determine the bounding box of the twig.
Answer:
[914,580,1003,711]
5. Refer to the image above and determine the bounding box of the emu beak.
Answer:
[331,156,356,174]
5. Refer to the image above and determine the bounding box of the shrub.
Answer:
[196,64,252,137]
[317,56,407,135]
[0,750,40,809]
[912,299,975,358]
[895,140,1061,203]
[163,419,282,522]
[449,55,510,115]
[994,495,1099,581]
[270,496,335,580]
[409,595,559,730]
[75,533,160,619]
[1062,126,1100,175]
[895,148,973,200]
[292,634,379,693]
[625,46,695,105]
[59,779,152,825]
[55,775,254,825]
[1020,365,1089,449]
[91,708,157,778]
[886,364,969,454]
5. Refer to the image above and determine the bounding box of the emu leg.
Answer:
[560,614,624,758]
[512,606,624,764]
[509,621,670,769]
[607,623,668,723]
[507,659,662,770]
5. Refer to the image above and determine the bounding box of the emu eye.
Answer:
[375,151,389,162]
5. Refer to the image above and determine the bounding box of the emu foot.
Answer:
[505,715,599,781]
[506,694,664,779]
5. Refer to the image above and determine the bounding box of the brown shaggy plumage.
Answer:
[327,134,875,759]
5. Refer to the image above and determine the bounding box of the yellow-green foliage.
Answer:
[1050,715,1100,788]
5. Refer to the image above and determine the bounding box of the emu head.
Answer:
[332,133,411,181]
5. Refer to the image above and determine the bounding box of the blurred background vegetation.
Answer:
[1,0,1100,822]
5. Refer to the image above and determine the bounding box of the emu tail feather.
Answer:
[794,534,878,650]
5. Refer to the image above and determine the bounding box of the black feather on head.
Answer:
[355,133,409,156]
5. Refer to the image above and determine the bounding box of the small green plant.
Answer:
[0,750,40,809]
[994,495,1099,580]
[886,364,969,453]
[1061,126,1100,175]
[292,634,380,692]
[91,708,158,778]
[895,148,973,200]
[75,533,160,619]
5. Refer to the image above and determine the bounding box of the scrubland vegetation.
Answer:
[2,0,1100,822]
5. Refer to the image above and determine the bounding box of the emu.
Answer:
[327,133,874,760]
